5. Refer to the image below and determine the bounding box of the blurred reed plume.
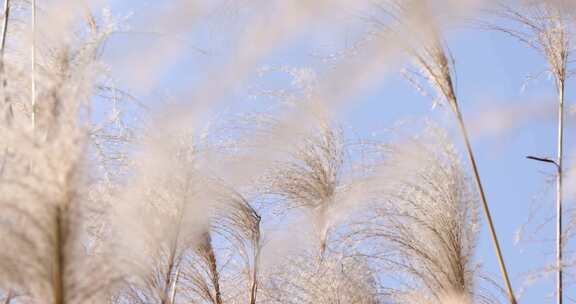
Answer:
[0,1,118,303]
[0,0,574,303]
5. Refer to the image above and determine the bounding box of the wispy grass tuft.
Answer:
[346,124,494,304]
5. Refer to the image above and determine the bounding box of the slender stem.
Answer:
[249,229,261,304]
[162,212,181,304]
[161,251,176,304]
[0,0,8,56]
[249,260,259,304]
[53,206,65,304]
[454,106,516,304]
[3,290,13,304]
[556,80,564,304]
[169,265,180,304]
[202,233,222,304]
[209,253,222,303]
[0,0,10,118]
[31,0,36,129]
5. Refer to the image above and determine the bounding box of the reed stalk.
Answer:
[555,79,565,304]
[453,106,516,304]
[31,0,36,129]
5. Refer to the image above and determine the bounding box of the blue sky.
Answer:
[104,1,573,302]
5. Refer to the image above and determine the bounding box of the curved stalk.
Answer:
[453,107,516,304]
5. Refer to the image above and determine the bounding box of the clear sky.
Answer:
[104,1,574,302]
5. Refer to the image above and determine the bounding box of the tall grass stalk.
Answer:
[454,107,516,304]
[0,0,9,116]
[30,0,36,130]
[550,7,567,304]
[0,0,7,58]
[556,80,564,304]
[484,3,570,302]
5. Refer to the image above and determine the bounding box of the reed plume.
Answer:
[0,4,118,303]
[110,122,261,304]
[345,124,491,304]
